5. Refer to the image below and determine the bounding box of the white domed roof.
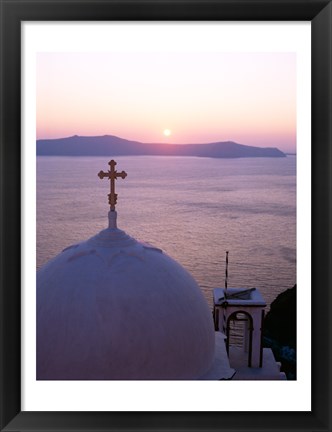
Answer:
[37,211,216,380]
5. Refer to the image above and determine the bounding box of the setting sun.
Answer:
[163,129,171,137]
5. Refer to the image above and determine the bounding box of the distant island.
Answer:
[37,135,286,158]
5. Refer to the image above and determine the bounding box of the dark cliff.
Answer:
[263,285,296,379]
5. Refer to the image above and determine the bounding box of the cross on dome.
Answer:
[98,160,127,211]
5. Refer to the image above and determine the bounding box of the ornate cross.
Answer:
[98,160,127,211]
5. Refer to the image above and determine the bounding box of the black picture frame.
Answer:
[0,0,331,431]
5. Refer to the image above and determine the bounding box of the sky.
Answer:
[36,52,296,153]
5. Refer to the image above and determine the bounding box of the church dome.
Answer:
[37,161,216,380]
[37,219,215,380]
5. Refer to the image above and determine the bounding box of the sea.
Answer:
[37,155,296,310]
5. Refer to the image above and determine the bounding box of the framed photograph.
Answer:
[1,0,331,431]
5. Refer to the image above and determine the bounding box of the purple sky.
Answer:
[37,52,296,153]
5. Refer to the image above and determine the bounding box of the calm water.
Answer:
[37,155,296,309]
